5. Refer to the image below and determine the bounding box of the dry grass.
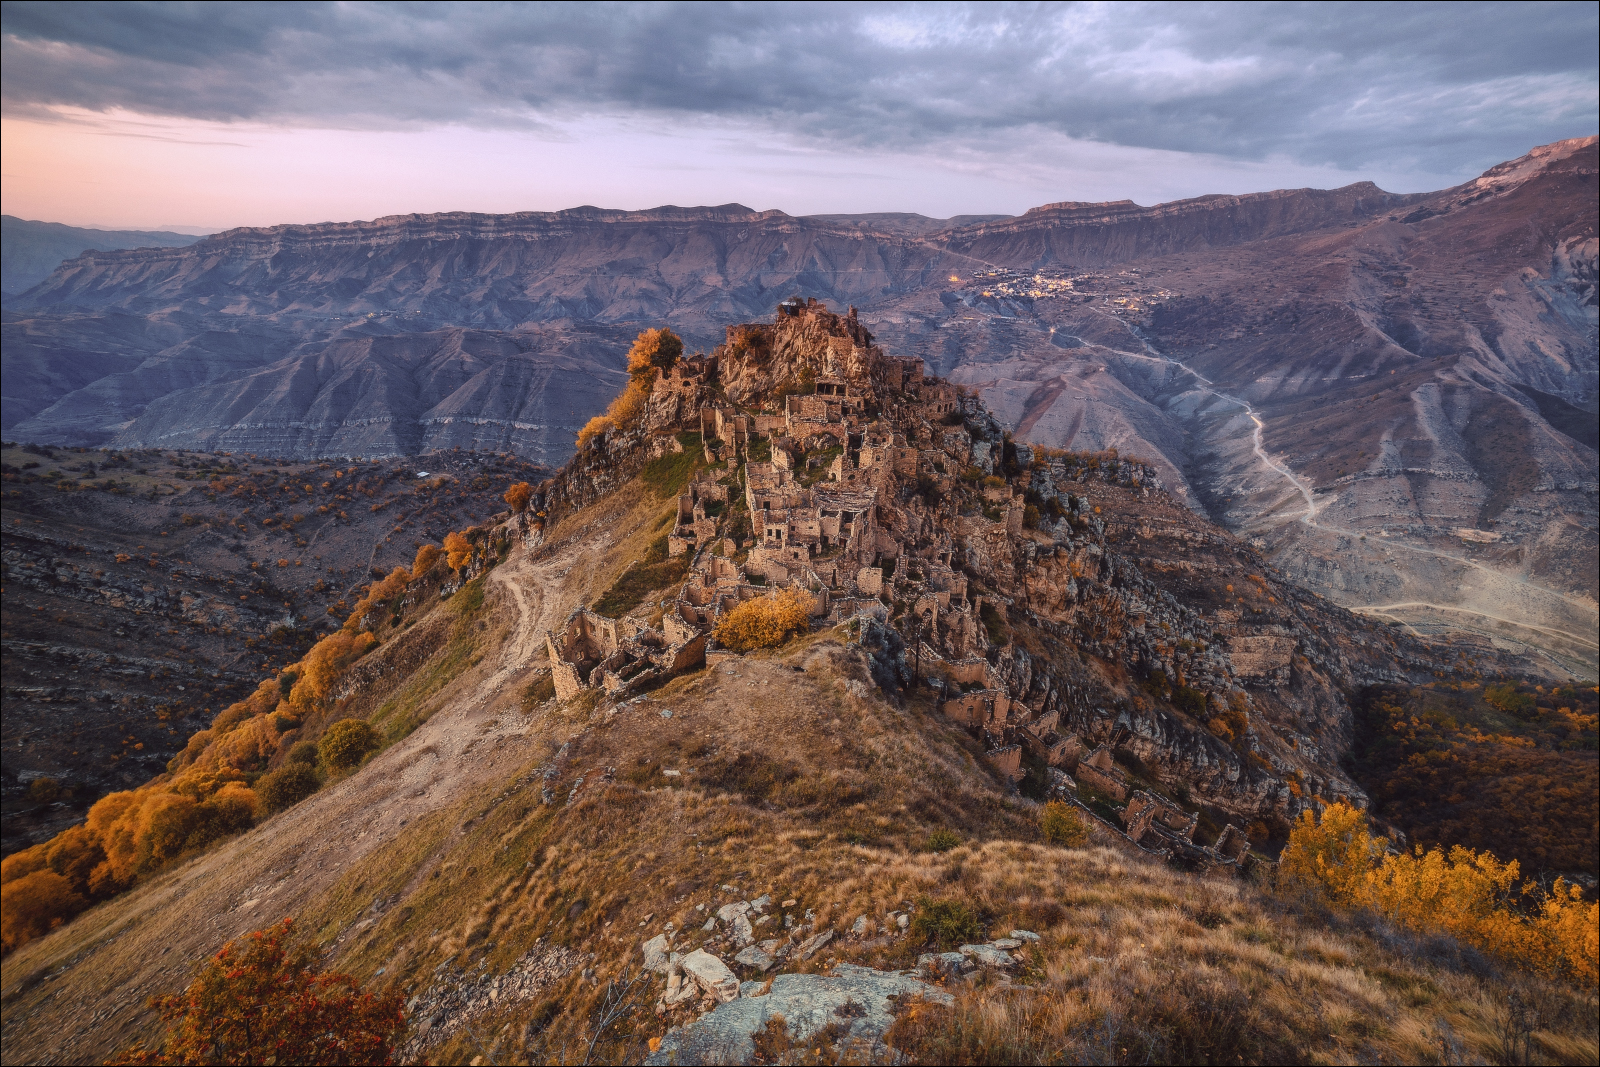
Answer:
[5,475,1597,1067]
[273,643,1599,1065]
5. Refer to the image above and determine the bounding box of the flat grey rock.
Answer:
[959,943,1018,969]
[645,964,951,1066]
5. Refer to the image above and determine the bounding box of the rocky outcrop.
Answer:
[646,964,951,1066]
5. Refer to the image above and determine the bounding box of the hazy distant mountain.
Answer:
[1,215,205,296]
[803,211,1015,233]
[3,138,1594,670]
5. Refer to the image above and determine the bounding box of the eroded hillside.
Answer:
[6,140,1593,675]
[0,444,547,856]
[2,306,1593,1065]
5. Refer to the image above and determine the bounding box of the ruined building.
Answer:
[532,294,1459,852]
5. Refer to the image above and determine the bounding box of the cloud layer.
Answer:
[4,1,1596,179]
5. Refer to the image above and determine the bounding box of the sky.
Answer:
[1,1,1595,233]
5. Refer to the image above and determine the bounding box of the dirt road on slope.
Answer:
[0,535,590,1066]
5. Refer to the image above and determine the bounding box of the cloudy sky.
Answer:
[2,1,1595,231]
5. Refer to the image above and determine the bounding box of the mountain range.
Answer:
[0,216,204,296]
[3,137,1595,673]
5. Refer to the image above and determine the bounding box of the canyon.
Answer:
[5,139,1593,674]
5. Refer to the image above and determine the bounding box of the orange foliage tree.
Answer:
[411,543,441,578]
[110,918,404,1066]
[575,327,685,448]
[1,867,86,954]
[503,481,534,514]
[712,588,811,652]
[626,327,683,379]
[0,567,404,955]
[1281,802,1598,986]
[443,530,472,571]
[576,414,614,447]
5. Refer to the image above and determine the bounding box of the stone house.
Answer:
[668,474,730,557]
[1074,746,1131,801]
[546,607,707,702]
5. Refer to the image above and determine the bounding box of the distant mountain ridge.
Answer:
[0,215,204,296]
[3,136,1594,672]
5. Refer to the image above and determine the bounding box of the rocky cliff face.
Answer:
[528,302,1545,831]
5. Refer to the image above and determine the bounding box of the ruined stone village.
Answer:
[533,298,1294,874]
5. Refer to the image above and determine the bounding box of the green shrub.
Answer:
[286,740,319,765]
[910,898,981,948]
[256,763,321,814]
[924,829,962,853]
[1041,800,1090,847]
[318,719,379,771]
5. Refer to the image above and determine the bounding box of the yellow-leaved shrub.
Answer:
[1281,802,1598,986]
[712,588,810,652]
[0,568,408,955]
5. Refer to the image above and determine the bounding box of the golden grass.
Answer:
[5,475,1597,1067]
[252,641,1600,1065]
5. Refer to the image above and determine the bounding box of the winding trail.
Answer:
[970,298,1597,658]
[1351,601,1599,652]
[0,529,594,1067]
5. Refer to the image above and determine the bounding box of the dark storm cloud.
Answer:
[3,1,1595,175]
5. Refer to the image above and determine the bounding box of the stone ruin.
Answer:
[1120,789,1254,866]
[546,301,930,702]
[545,608,707,702]
[1073,745,1130,801]
[537,298,1257,868]
[939,687,1082,782]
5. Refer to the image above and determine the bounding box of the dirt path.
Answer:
[0,533,590,1066]
[1351,600,1600,651]
[1083,321,1598,653]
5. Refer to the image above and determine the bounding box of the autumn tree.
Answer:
[110,918,404,1066]
[1040,801,1089,847]
[443,530,472,570]
[1,867,86,955]
[1281,802,1599,985]
[573,327,687,449]
[411,543,441,578]
[318,720,379,772]
[712,588,810,652]
[626,327,683,380]
[1279,801,1380,905]
[576,414,614,447]
[504,480,534,514]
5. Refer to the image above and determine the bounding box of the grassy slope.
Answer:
[4,478,1597,1065]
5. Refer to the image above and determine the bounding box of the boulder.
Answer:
[794,929,834,960]
[959,943,1018,969]
[641,934,672,973]
[733,945,775,972]
[679,949,740,1003]
[1009,929,1041,942]
[916,951,973,977]
[664,969,698,1007]
[718,901,755,945]
[645,964,952,1066]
